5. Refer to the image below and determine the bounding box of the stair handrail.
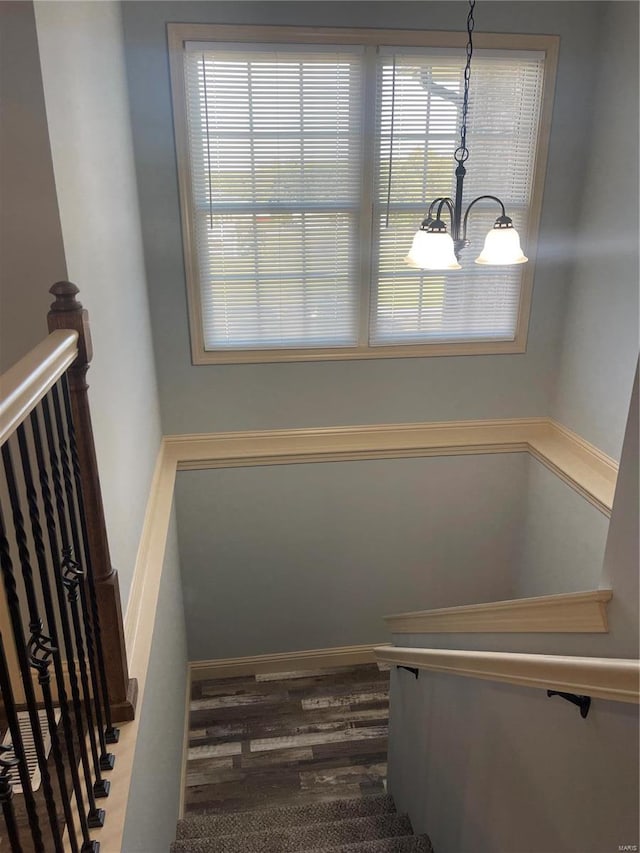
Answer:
[0,330,78,447]
[374,645,640,704]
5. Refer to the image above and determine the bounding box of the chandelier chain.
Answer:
[456,0,476,164]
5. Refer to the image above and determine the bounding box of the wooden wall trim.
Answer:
[165,417,617,515]
[385,589,613,634]
[189,643,382,681]
[528,420,617,515]
[178,666,192,820]
[374,646,640,704]
[124,443,176,660]
[165,417,539,468]
[86,442,176,853]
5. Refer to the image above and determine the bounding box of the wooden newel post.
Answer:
[48,282,138,722]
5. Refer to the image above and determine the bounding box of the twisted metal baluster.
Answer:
[30,405,98,851]
[0,744,22,853]
[40,393,105,829]
[0,447,63,852]
[61,375,118,745]
[17,420,82,853]
[50,383,112,794]
[0,583,43,853]
[0,633,27,853]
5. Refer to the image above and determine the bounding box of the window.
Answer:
[168,25,557,364]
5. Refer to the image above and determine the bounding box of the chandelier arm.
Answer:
[462,194,507,241]
[435,197,456,225]
[424,197,452,223]
[427,198,444,219]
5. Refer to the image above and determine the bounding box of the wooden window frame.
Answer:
[168,24,559,365]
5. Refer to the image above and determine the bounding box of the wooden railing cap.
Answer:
[48,281,92,366]
[49,280,83,312]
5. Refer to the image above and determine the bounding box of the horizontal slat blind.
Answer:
[184,44,364,349]
[372,49,544,345]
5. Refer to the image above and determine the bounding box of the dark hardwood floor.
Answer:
[185,663,390,816]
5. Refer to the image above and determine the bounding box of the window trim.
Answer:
[167,23,559,365]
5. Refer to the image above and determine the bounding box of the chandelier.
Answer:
[405,0,528,270]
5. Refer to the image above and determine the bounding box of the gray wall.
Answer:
[121,0,602,435]
[598,365,639,661]
[389,673,638,853]
[0,1,67,371]
[387,369,639,853]
[176,454,528,661]
[552,2,639,460]
[33,1,164,605]
[121,509,188,853]
[175,449,613,662]
[514,456,609,598]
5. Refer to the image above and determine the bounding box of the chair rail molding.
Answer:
[165,417,618,515]
[385,589,613,634]
[375,646,640,704]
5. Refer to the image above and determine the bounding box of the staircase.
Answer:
[171,793,433,852]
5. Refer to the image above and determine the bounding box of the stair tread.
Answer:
[305,834,434,852]
[172,836,433,853]
[171,812,412,853]
[177,794,395,840]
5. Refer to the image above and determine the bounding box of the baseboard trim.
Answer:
[178,666,192,821]
[189,643,383,681]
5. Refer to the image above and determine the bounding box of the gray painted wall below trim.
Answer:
[175,450,611,663]
[176,453,522,661]
[388,668,638,853]
[515,456,609,598]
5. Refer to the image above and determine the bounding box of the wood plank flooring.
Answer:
[185,663,390,816]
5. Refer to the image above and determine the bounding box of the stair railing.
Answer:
[0,282,135,852]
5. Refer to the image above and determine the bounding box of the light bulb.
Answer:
[475,220,528,266]
[405,229,461,271]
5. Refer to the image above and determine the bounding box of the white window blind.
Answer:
[183,43,364,350]
[372,49,544,345]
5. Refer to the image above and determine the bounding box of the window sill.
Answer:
[191,337,527,365]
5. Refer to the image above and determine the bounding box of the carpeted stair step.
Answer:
[171,812,412,853]
[306,834,434,852]
[176,794,396,840]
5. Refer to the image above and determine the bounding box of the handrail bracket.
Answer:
[397,665,420,679]
[547,689,591,718]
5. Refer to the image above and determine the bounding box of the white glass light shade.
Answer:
[475,225,528,265]
[405,230,461,271]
